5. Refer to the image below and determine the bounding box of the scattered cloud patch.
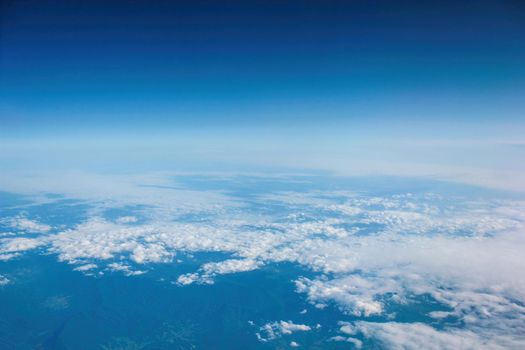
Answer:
[178,259,261,285]
[0,275,9,286]
[256,321,312,342]
[73,263,98,272]
[3,216,51,233]
[0,253,19,261]
[107,262,146,276]
[338,321,525,350]
[1,237,43,256]
[176,272,211,286]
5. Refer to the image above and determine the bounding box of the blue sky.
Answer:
[1,0,524,190]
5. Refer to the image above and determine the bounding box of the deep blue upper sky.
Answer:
[1,0,524,134]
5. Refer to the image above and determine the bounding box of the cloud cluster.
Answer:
[1,174,525,347]
[335,321,525,350]
[1,216,52,233]
[255,320,312,342]
[177,258,261,285]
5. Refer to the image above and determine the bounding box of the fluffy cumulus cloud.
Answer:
[335,321,525,350]
[73,263,98,272]
[107,262,146,276]
[295,275,395,316]
[177,258,261,285]
[2,216,52,233]
[255,320,312,342]
[1,173,525,347]
[1,237,44,256]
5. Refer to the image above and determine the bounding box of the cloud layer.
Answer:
[1,173,524,348]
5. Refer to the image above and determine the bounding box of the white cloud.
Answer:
[0,275,9,286]
[107,262,146,276]
[340,321,525,350]
[329,335,363,348]
[176,273,207,286]
[295,275,396,316]
[177,259,261,285]
[346,337,363,348]
[189,259,261,284]
[116,216,138,224]
[0,253,19,261]
[73,263,98,272]
[4,216,51,233]
[0,237,44,254]
[1,174,525,346]
[256,321,312,342]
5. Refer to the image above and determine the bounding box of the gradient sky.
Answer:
[1,0,525,189]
